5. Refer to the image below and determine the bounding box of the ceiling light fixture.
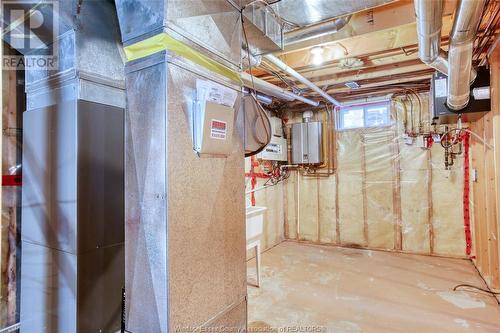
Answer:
[310,46,325,66]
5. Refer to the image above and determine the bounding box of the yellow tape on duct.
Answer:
[124,32,242,84]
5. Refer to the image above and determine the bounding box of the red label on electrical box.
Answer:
[2,175,22,186]
[210,119,227,140]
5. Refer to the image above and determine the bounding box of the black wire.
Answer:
[260,62,301,93]
[453,284,500,296]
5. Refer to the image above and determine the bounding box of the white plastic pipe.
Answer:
[264,54,341,106]
[241,72,319,107]
[246,185,272,195]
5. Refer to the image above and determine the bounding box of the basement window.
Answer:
[337,101,390,130]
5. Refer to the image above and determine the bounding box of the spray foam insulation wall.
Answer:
[282,93,467,257]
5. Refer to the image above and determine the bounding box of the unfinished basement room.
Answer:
[1,0,500,332]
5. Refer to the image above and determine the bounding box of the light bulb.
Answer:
[310,47,324,65]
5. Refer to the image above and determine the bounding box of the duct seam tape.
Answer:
[123,32,242,84]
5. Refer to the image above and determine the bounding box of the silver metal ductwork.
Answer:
[415,0,485,110]
[284,16,351,46]
[414,0,449,74]
[447,0,486,110]
[1,1,126,332]
[115,0,248,331]
[240,0,392,106]
[271,0,396,27]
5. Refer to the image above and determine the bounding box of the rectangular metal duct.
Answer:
[123,51,247,333]
[242,3,284,55]
[269,0,397,27]
[114,0,247,331]
[18,1,125,332]
[114,0,242,69]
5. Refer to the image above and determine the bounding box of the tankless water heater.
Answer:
[291,121,323,165]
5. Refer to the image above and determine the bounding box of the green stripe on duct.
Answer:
[124,32,242,84]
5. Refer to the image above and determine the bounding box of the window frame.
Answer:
[336,101,391,131]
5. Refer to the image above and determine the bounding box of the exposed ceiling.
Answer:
[250,0,500,106]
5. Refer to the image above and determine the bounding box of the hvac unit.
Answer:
[432,66,491,124]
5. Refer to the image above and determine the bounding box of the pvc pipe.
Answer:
[264,54,341,106]
[241,72,320,107]
[246,185,272,195]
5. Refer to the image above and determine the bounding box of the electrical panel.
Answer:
[291,121,323,165]
[257,116,287,161]
[432,66,491,124]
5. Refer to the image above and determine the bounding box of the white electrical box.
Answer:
[257,117,288,161]
[271,117,283,137]
[258,136,288,161]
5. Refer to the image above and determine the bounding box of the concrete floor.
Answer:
[247,241,500,333]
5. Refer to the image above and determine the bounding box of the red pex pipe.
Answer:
[2,175,22,186]
[250,156,257,206]
[462,132,472,256]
